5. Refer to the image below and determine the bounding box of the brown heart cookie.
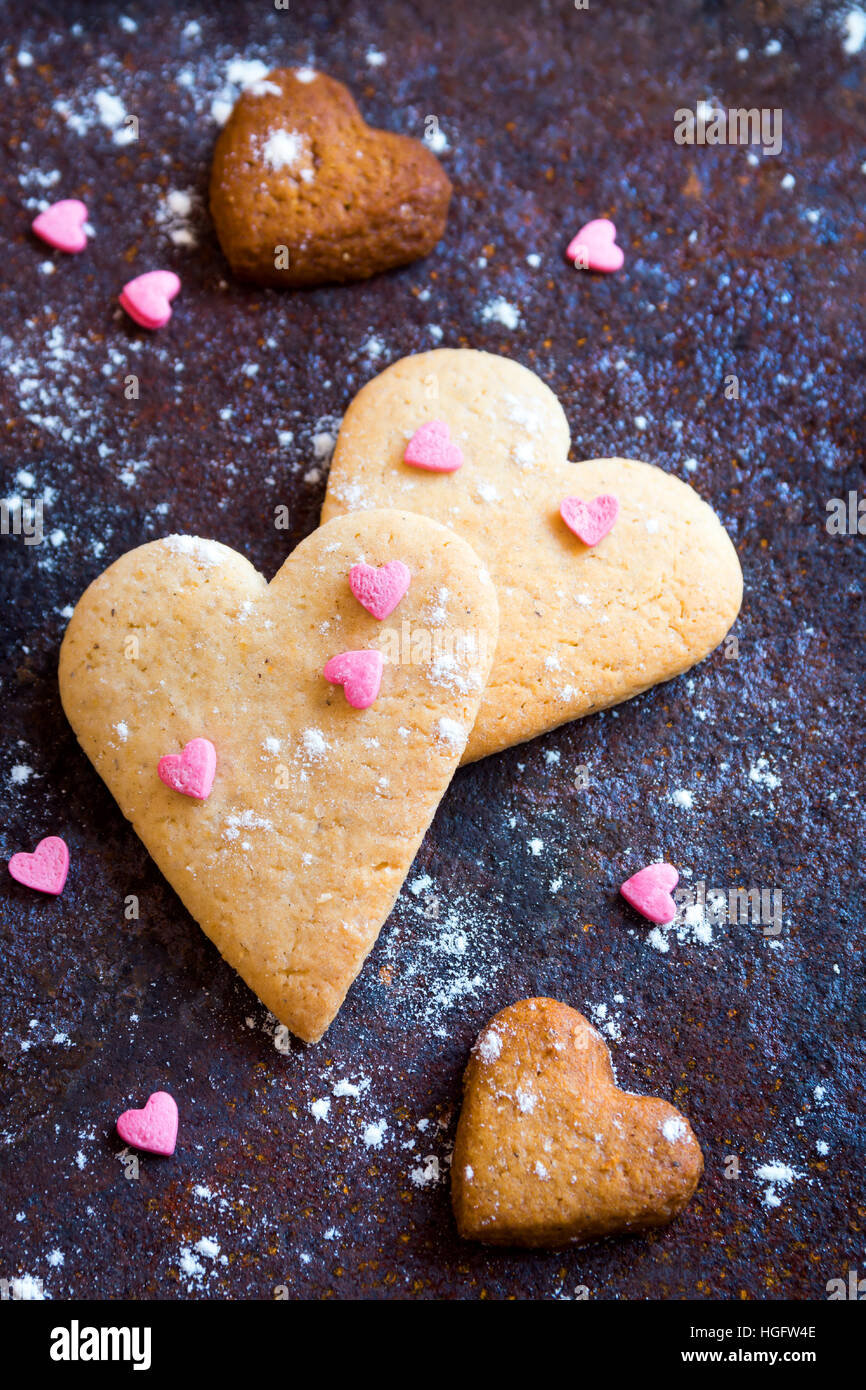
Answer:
[322,349,743,763]
[58,510,498,1044]
[452,998,704,1247]
[210,67,451,287]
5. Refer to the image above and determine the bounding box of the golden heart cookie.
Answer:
[59,510,498,1044]
[452,999,704,1247]
[210,68,451,287]
[322,349,743,762]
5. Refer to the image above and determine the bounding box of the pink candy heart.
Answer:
[157,737,216,800]
[323,650,384,709]
[566,218,624,273]
[349,560,412,620]
[31,199,89,254]
[116,1091,178,1156]
[620,863,679,925]
[119,270,181,329]
[404,420,464,473]
[560,494,619,546]
[8,836,69,895]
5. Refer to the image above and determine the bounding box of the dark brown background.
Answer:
[1,0,863,1301]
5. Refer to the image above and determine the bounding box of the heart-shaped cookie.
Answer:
[119,270,181,329]
[323,349,743,762]
[621,862,679,924]
[452,999,704,1247]
[116,1091,178,1156]
[349,560,411,620]
[32,198,89,254]
[404,420,464,473]
[323,650,384,709]
[8,836,69,895]
[59,511,497,1043]
[566,218,624,273]
[157,737,217,800]
[210,68,451,287]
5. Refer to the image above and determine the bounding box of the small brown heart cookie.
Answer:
[210,68,451,287]
[452,999,703,1247]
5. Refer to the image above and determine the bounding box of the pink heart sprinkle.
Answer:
[620,863,679,925]
[119,270,181,329]
[31,199,89,254]
[8,836,69,896]
[157,737,216,800]
[560,494,619,546]
[349,560,412,620]
[323,650,384,709]
[404,420,464,473]
[565,218,624,273]
[116,1091,178,1157]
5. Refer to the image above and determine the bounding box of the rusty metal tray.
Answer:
[1,0,863,1300]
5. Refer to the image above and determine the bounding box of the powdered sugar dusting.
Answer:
[756,1161,805,1209]
[478,1029,502,1062]
[435,717,466,752]
[661,1116,687,1142]
[162,535,226,567]
[261,128,313,179]
[223,810,273,842]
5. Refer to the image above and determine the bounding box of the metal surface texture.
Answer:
[0,0,863,1300]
